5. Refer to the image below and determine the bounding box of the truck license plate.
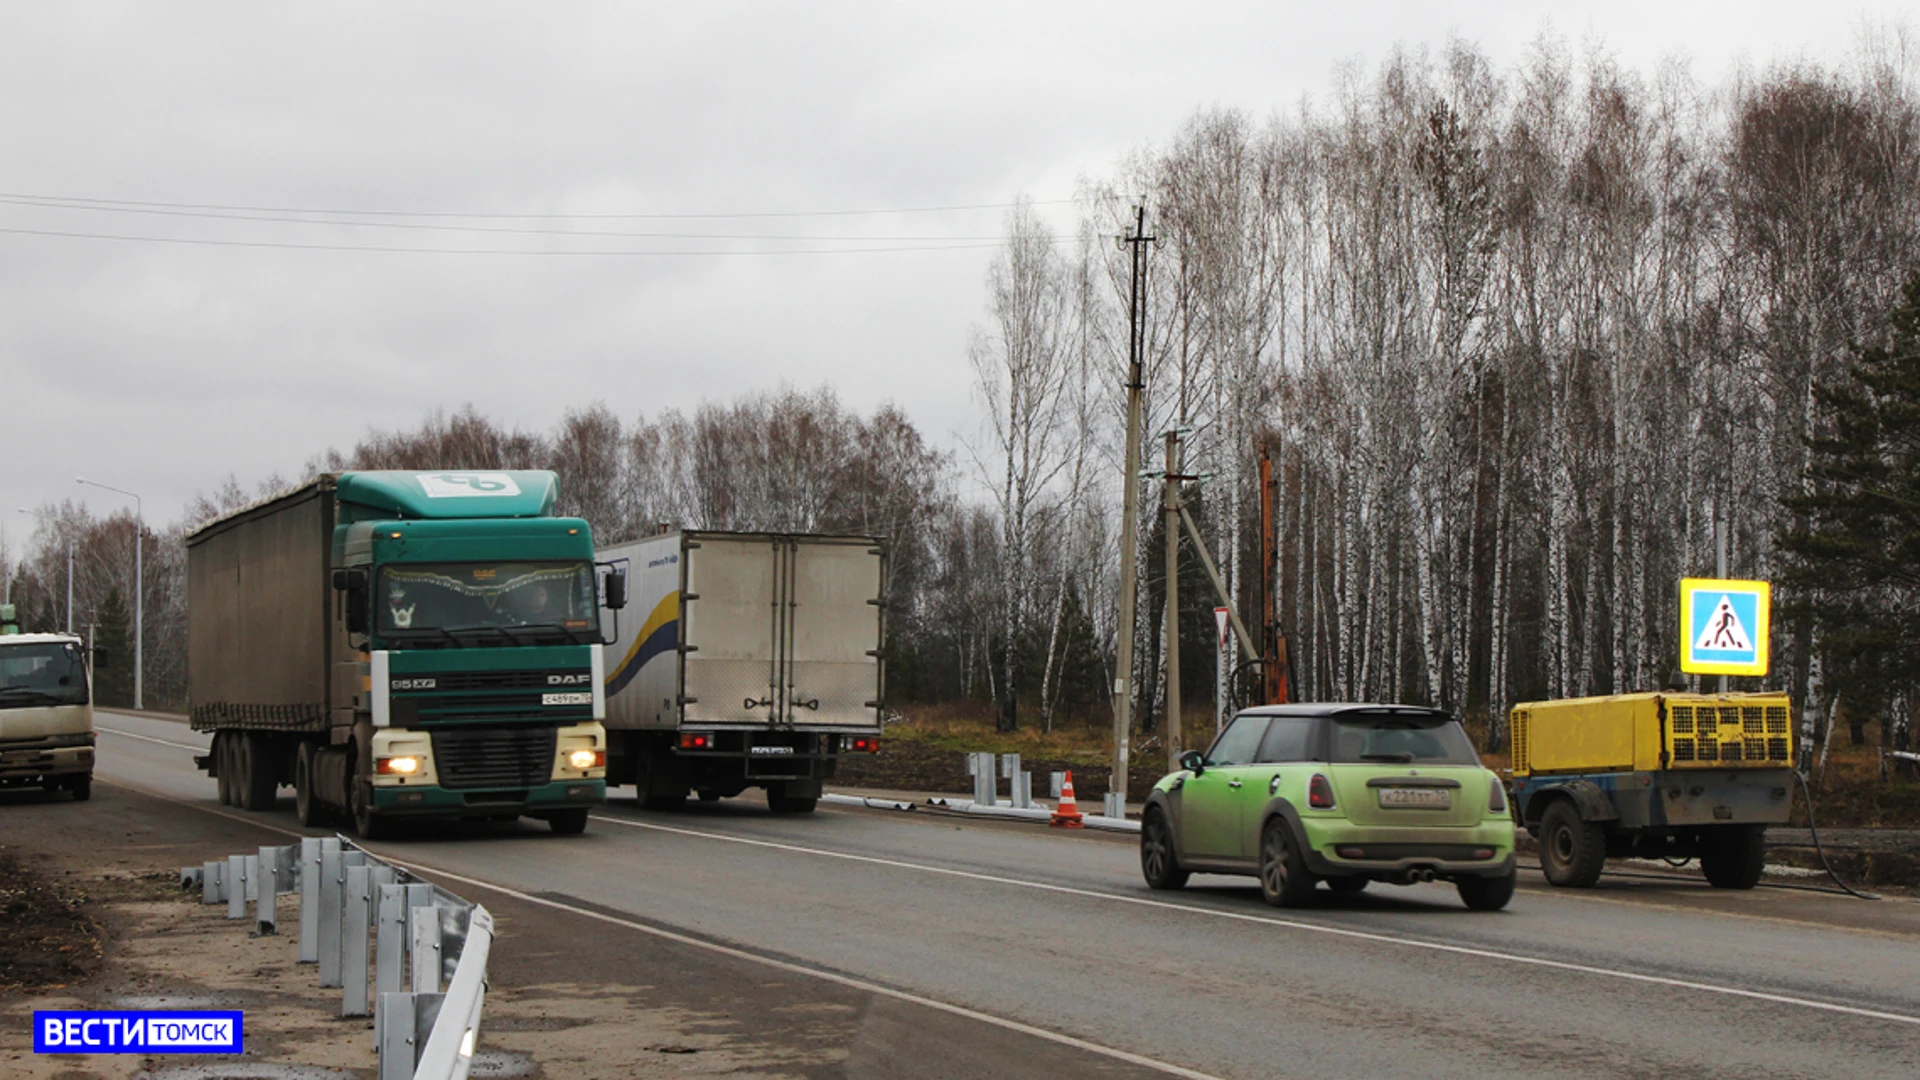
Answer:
[1377,787,1451,809]
[542,692,593,705]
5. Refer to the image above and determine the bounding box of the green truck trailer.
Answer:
[187,470,624,838]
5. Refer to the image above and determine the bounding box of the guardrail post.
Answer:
[1001,754,1032,809]
[1050,771,1065,798]
[227,855,248,919]
[318,843,345,987]
[377,991,417,1080]
[374,883,407,1046]
[256,846,279,935]
[968,752,996,805]
[343,863,373,1017]
[299,838,324,963]
[202,859,222,905]
[410,904,443,994]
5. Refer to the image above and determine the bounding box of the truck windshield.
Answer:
[1328,713,1479,765]
[0,642,90,707]
[377,561,599,646]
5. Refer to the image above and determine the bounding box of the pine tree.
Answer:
[1781,270,1920,747]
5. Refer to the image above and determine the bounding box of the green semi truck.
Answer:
[187,470,623,838]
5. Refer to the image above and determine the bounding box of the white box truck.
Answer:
[0,625,97,801]
[597,531,884,813]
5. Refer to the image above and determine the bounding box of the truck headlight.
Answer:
[377,756,421,776]
[568,749,601,770]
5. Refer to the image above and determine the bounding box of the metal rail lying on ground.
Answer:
[181,836,494,1080]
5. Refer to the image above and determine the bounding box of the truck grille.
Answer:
[1510,710,1530,774]
[430,727,555,790]
[428,669,591,691]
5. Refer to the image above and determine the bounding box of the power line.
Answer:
[0,195,1026,242]
[0,224,1017,256]
[0,190,1082,221]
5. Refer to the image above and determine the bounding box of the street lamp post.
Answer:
[76,478,142,709]
[15,508,74,634]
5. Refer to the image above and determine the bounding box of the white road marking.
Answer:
[86,776,1222,1079]
[96,726,206,752]
[592,813,1920,1029]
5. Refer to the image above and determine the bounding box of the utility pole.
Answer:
[1110,204,1153,820]
[78,478,142,709]
[1163,430,1184,769]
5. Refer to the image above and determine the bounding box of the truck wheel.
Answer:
[767,793,817,814]
[1139,808,1189,890]
[633,761,686,811]
[1539,800,1606,888]
[1701,825,1767,889]
[1457,868,1516,911]
[214,732,234,806]
[1258,820,1316,908]
[239,733,278,811]
[294,742,323,826]
[65,774,92,802]
[350,774,390,840]
[547,809,589,835]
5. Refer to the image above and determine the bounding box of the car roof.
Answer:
[1234,703,1455,721]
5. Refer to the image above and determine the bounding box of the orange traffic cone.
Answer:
[1050,770,1085,828]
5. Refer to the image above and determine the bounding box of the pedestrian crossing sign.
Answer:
[1679,578,1770,676]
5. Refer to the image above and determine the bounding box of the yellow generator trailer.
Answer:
[1508,692,1794,889]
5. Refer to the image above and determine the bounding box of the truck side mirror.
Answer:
[604,571,627,611]
[92,647,110,669]
[334,568,369,636]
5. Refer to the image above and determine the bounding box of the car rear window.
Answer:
[1328,713,1479,765]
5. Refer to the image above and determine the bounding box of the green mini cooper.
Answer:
[1139,705,1517,910]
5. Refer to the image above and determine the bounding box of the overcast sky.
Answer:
[0,2,1904,537]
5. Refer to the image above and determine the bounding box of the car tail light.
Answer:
[1308,773,1336,809]
[1336,846,1366,859]
[679,733,711,750]
[846,736,879,753]
[1473,848,1496,860]
[1489,779,1508,814]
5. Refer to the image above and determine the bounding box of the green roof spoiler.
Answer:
[335,470,558,522]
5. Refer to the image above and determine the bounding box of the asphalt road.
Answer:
[87,711,1920,1079]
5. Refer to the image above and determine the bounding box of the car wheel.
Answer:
[1325,875,1368,895]
[1457,868,1517,910]
[1140,808,1189,890]
[547,808,590,835]
[1700,825,1767,889]
[696,788,722,803]
[1539,800,1605,888]
[1258,820,1316,907]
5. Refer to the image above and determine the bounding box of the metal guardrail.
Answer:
[181,836,493,1080]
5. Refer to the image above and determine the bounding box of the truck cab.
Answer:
[0,626,97,801]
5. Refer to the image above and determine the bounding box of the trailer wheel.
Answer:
[1700,825,1767,889]
[547,809,589,835]
[214,732,233,805]
[766,793,817,814]
[1539,800,1606,887]
[238,733,278,811]
[294,742,323,826]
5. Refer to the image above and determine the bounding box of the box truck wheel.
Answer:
[1700,825,1766,889]
[1539,800,1606,887]
[65,774,92,802]
[294,742,323,826]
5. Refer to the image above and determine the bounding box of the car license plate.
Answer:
[542,692,593,706]
[1377,787,1451,809]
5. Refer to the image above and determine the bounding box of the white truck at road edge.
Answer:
[0,623,98,800]
[598,531,885,813]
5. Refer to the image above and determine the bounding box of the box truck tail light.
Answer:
[376,756,421,776]
[568,749,604,770]
[1489,779,1508,814]
[847,736,879,753]
[679,733,710,750]
[1308,773,1336,809]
